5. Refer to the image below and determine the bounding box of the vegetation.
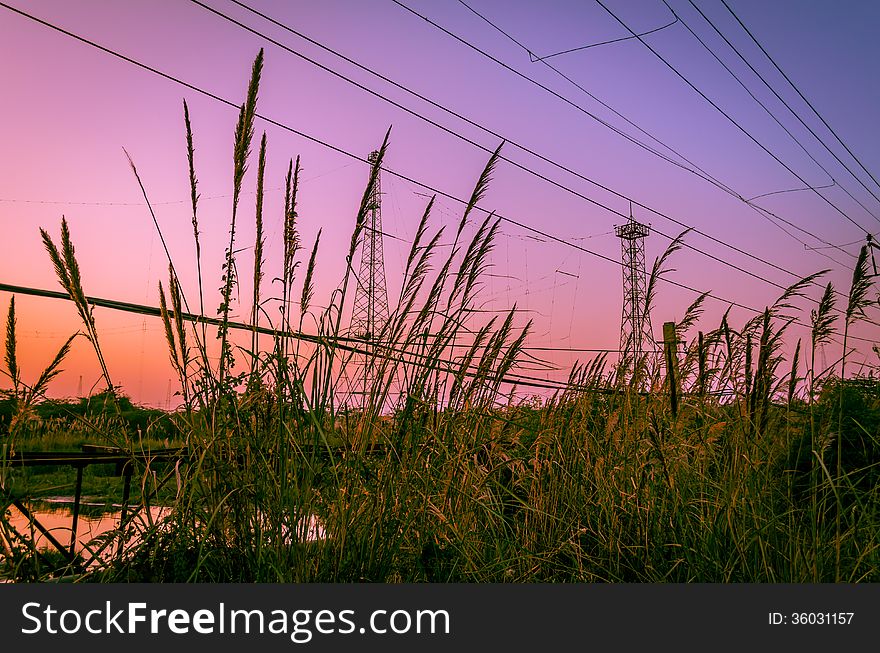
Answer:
[1,51,878,582]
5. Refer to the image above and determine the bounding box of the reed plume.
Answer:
[4,297,18,399]
[250,132,267,384]
[301,229,321,319]
[40,217,113,394]
[183,99,203,319]
[218,48,263,386]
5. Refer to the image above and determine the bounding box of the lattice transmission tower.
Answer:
[615,209,653,369]
[349,150,390,408]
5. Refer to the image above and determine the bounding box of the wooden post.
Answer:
[119,466,132,525]
[697,331,706,397]
[663,321,679,418]
[69,464,84,557]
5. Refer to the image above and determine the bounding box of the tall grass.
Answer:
[2,51,879,582]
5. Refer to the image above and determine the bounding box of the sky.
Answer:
[1,0,879,407]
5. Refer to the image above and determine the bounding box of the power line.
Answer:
[718,0,880,203]
[679,0,880,225]
[182,0,854,305]
[216,0,836,289]
[669,0,876,224]
[0,280,809,398]
[530,16,679,61]
[593,0,874,236]
[393,0,880,326]
[746,182,835,202]
[0,165,350,206]
[0,280,623,394]
[0,1,872,346]
[211,1,851,299]
[449,0,854,266]
[805,239,865,251]
[448,0,741,199]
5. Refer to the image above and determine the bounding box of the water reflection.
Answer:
[1,499,325,561]
[2,498,168,556]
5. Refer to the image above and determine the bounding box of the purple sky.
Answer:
[2,0,879,406]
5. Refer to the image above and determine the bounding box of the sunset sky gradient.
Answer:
[2,0,879,406]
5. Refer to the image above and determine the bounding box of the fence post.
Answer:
[69,464,84,557]
[697,331,706,397]
[663,321,679,417]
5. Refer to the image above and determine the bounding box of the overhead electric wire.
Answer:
[0,280,625,394]
[209,1,851,298]
[446,0,743,199]
[205,0,832,291]
[0,164,351,206]
[718,0,880,202]
[0,1,874,348]
[0,280,810,397]
[670,0,880,225]
[448,0,854,266]
[680,0,880,225]
[530,16,679,61]
[593,0,874,236]
[746,182,835,202]
[391,0,880,322]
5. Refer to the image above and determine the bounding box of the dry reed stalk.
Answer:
[40,217,113,395]
[218,49,263,386]
[2,296,77,455]
[283,156,302,366]
[158,265,191,408]
[836,244,873,579]
[250,132,267,384]
[5,297,18,398]
[183,99,203,319]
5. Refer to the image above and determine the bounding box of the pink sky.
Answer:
[2,0,879,407]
